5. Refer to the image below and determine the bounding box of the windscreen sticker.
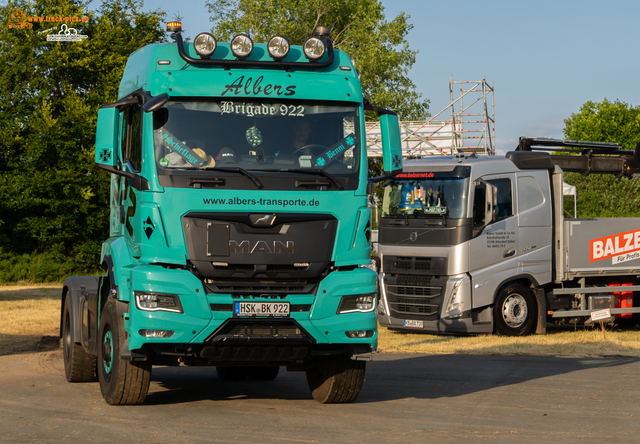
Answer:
[313,134,357,168]
[590,228,640,263]
[160,131,206,167]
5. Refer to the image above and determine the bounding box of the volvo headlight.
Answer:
[135,292,183,313]
[267,35,290,60]
[303,37,326,61]
[230,34,253,59]
[337,294,376,314]
[194,32,217,58]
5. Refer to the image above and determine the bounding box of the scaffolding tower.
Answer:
[367,74,495,157]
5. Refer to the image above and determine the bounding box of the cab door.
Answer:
[468,173,518,308]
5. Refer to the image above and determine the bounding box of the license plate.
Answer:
[403,319,423,328]
[234,302,290,317]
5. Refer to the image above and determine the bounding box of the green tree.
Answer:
[205,0,429,121]
[562,99,640,218]
[0,0,166,281]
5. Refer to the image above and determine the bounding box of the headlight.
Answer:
[135,292,183,313]
[337,294,376,314]
[194,32,217,58]
[230,34,253,59]
[267,35,290,60]
[303,37,326,61]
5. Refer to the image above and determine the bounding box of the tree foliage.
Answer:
[0,0,165,281]
[562,99,640,218]
[205,0,429,120]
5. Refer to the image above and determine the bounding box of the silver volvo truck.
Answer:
[377,137,640,335]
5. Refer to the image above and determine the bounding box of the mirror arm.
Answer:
[96,163,150,191]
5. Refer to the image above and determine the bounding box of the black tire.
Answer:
[97,300,151,405]
[247,366,279,381]
[494,282,537,336]
[306,354,366,404]
[216,366,250,381]
[62,296,96,382]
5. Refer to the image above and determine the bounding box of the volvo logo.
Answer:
[409,232,418,242]
[249,213,276,226]
[229,240,294,254]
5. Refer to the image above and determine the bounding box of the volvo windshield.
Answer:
[381,169,470,219]
[153,99,360,190]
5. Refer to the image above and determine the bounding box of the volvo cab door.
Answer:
[468,174,518,309]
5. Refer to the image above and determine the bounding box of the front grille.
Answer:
[393,298,439,315]
[383,274,446,320]
[396,274,433,287]
[383,256,447,276]
[205,319,314,345]
[388,284,440,297]
[205,280,318,296]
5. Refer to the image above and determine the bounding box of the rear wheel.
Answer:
[97,300,151,405]
[494,282,537,336]
[62,296,96,382]
[306,354,365,404]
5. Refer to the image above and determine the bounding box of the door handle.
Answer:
[503,249,516,258]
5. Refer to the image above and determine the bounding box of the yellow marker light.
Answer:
[166,22,182,33]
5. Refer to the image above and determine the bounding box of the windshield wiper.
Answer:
[273,168,344,190]
[199,166,263,189]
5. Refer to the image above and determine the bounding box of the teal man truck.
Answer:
[60,22,402,404]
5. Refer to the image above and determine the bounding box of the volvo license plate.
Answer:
[403,319,423,328]
[234,302,290,317]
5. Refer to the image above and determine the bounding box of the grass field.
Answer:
[2,284,639,358]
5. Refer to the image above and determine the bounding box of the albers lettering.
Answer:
[229,240,294,254]
[221,75,296,97]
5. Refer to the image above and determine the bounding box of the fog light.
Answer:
[139,329,174,338]
[345,330,374,338]
[337,294,376,314]
[303,37,326,61]
[267,35,290,60]
[231,34,253,59]
[135,292,183,313]
[194,32,217,58]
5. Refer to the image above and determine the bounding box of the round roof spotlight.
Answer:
[303,37,326,61]
[267,35,290,61]
[194,33,217,58]
[230,34,254,60]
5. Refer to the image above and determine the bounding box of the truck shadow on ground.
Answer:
[145,353,640,405]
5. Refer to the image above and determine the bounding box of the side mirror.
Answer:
[380,113,403,176]
[94,107,119,167]
[143,92,169,113]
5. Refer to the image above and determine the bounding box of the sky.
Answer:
[97,0,640,154]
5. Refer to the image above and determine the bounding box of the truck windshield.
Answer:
[153,99,360,186]
[381,172,470,219]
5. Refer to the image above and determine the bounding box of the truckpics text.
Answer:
[377,138,640,336]
[60,22,403,405]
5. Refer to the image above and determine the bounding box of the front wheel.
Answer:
[494,282,537,336]
[306,354,365,404]
[97,300,152,405]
